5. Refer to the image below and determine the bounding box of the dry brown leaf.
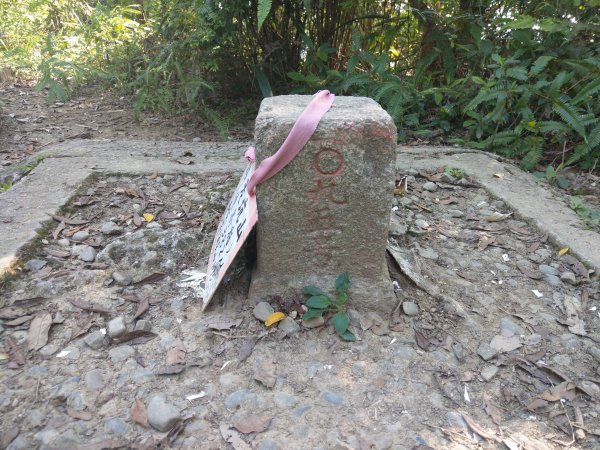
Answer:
[166,341,186,365]
[50,214,89,225]
[516,261,543,280]
[219,424,252,450]
[478,235,495,251]
[76,439,128,450]
[414,329,430,351]
[527,241,541,253]
[483,394,502,425]
[538,381,577,402]
[133,212,143,227]
[124,187,143,198]
[70,299,111,314]
[207,316,243,331]
[148,171,158,180]
[176,158,193,165]
[4,336,25,368]
[45,248,70,258]
[67,408,92,421]
[52,221,65,240]
[133,272,165,286]
[155,364,186,375]
[133,298,149,321]
[181,198,191,216]
[462,414,499,442]
[114,330,157,345]
[131,399,148,428]
[526,398,549,411]
[0,427,19,449]
[3,315,34,326]
[232,415,271,434]
[254,358,276,388]
[27,313,52,351]
[561,254,589,280]
[169,183,186,193]
[238,336,258,363]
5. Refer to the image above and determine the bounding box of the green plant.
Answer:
[533,165,570,190]
[569,196,600,230]
[301,273,355,342]
[445,167,465,180]
[0,180,12,192]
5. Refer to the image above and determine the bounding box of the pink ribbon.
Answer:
[245,90,335,195]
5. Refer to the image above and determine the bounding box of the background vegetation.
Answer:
[1,0,599,172]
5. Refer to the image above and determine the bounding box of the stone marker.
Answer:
[249,95,396,311]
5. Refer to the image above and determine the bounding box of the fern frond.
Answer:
[520,138,543,170]
[573,77,600,105]
[530,55,554,76]
[549,71,572,95]
[257,0,272,31]
[464,88,502,112]
[551,97,586,138]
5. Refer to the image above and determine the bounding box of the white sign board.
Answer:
[202,163,257,309]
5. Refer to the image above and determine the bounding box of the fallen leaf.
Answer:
[4,335,25,368]
[133,212,143,227]
[76,439,128,450]
[219,424,252,450]
[143,213,155,223]
[70,299,111,314]
[133,298,149,321]
[124,187,144,198]
[176,158,193,165]
[538,381,577,402]
[254,358,276,388]
[0,427,19,449]
[166,341,186,365]
[526,398,548,411]
[516,261,543,280]
[265,312,285,327]
[134,349,146,367]
[85,262,110,270]
[238,336,258,362]
[50,214,89,225]
[558,247,569,256]
[3,315,34,326]
[527,241,541,253]
[45,248,70,258]
[207,316,243,331]
[484,212,512,222]
[67,408,92,421]
[506,432,553,450]
[232,415,271,434]
[414,330,430,351]
[114,330,158,345]
[478,235,495,251]
[561,254,589,279]
[28,313,52,351]
[169,182,186,193]
[483,394,502,425]
[462,414,499,442]
[155,364,186,375]
[181,198,192,216]
[52,221,65,240]
[131,399,148,428]
[133,272,165,286]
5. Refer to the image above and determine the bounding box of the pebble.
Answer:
[544,274,561,286]
[105,417,129,434]
[100,221,123,235]
[274,392,297,408]
[57,238,70,247]
[447,209,464,218]
[84,331,105,350]
[399,197,413,207]
[25,259,47,272]
[258,440,279,450]
[302,316,325,328]
[71,230,90,242]
[322,391,344,405]
[107,316,126,338]
[134,320,152,332]
[147,396,181,432]
[34,429,59,446]
[539,264,559,276]
[108,345,134,363]
[422,181,438,192]
[560,271,578,285]
[477,343,499,361]
[253,302,274,321]
[6,435,30,450]
[112,271,133,286]
[415,219,429,229]
[39,343,59,356]
[225,390,249,408]
[480,365,499,381]
[402,302,419,316]
[279,317,300,336]
[79,245,97,262]
[85,369,106,391]
[418,247,438,260]
[500,318,524,337]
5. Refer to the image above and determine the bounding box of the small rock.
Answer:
[25,259,47,272]
[39,343,59,356]
[322,391,344,405]
[490,335,522,353]
[477,343,499,361]
[560,271,578,285]
[422,181,438,192]
[389,214,407,236]
[79,246,97,262]
[135,320,152,332]
[539,264,559,276]
[108,345,134,363]
[85,369,106,391]
[500,318,524,337]
[258,440,279,450]
[279,317,300,336]
[402,302,419,316]
[225,389,249,408]
[100,221,122,235]
[447,209,464,218]
[543,274,561,286]
[6,435,30,450]
[72,231,90,242]
[105,417,129,434]
[84,331,105,350]
[57,238,70,248]
[274,392,297,408]
[480,365,499,381]
[253,302,274,321]
[108,316,126,338]
[302,316,325,328]
[112,271,133,286]
[399,197,413,207]
[34,429,59,446]
[415,219,429,229]
[147,396,181,432]
[147,222,162,229]
[418,247,438,260]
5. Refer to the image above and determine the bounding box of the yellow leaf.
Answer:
[265,312,286,327]
[558,247,569,256]
[143,213,155,223]
[527,120,537,128]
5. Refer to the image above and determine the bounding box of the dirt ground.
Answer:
[1,83,600,450]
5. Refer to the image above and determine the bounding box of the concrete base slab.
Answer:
[0,140,249,277]
[397,146,600,275]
